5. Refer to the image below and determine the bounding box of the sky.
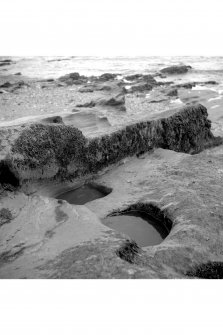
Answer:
[1,0,223,56]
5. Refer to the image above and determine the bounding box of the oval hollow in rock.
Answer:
[102,204,172,247]
[55,183,111,205]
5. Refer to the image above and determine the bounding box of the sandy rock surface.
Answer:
[0,146,223,278]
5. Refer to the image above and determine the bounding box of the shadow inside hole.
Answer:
[0,161,20,189]
[55,183,112,205]
[103,204,172,248]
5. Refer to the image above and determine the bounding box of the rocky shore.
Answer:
[0,62,223,278]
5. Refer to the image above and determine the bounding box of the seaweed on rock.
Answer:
[11,124,87,170]
[116,239,140,264]
[6,103,219,183]
[187,262,223,279]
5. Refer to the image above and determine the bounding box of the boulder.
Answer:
[124,74,142,81]
[59,72,80,81]
[160,65,192,75]
[166,89,178,97]
[78,86,94,93]
[127,82,154,93]
[173,83,196,89]
[58,73,87,86]
[76,101,96,108]
[0,82,12,88]
[98,73,118,81]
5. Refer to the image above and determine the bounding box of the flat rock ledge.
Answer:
[0,103,223,278]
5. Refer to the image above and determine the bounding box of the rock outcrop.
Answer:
[0,104,221,186]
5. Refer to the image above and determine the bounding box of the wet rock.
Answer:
[41,116,64,124]
[98,73,118,81]
[141,75,157,85]
[76,101,96,108]
[166,88,178,97]
[160,65,192,75]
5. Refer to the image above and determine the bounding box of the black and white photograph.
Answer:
[1,0,223,333]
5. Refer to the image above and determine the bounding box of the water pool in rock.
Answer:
[56,184,110,205]
[102,211,169,247]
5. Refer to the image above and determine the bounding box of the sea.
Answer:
[1,56,223,136]
[1,56,223,84]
